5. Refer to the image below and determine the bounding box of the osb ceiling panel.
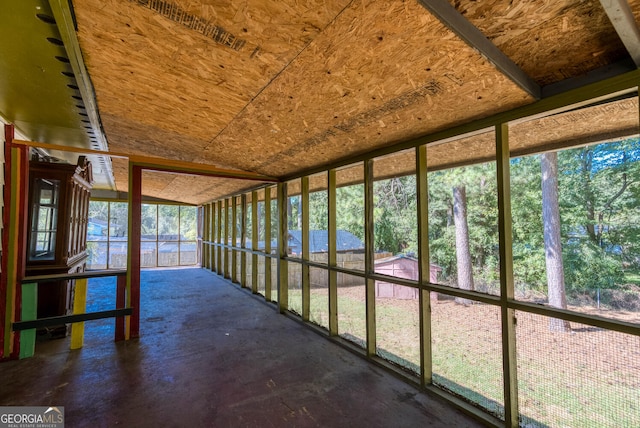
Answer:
[72,0,639,204]
[204,0,533,177]
[447,0,635,85]
[110,157,270,204]
[74,0,352,160]
[141,170,266,204]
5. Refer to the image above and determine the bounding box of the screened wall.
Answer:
[201,86,640,427]
[87,201,198,269]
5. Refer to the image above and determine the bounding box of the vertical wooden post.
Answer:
[223,198,230,279]
[231,196,238,283]
[209,203,215,271]
[416,145,432,386]
[364,160,376,356]
[202,204,207,269]
[277,183,288,313]
[211,203,215,272]
[127,163,142,339]
[202,204,209,270]
[2,124,28,359]
[115,273,126,341]
[2,124,15,359]
[264,187,272,301]
[209,203,214,270]
[204,203,209,270]
[216,200,222,274]
[155,205,159,267]
[328,170,338,336]
[106,202,112,269]
[240,194,247,288]
[15,137,28,359]
[210,202,218,272]
[1,125,11,358]
[219,200,223,274]
[251,191,259,294]
[221,200,225,275]
[301,176,310,321]
[209,203,215,270]
[496,123,519,427]
[70,278,88,349]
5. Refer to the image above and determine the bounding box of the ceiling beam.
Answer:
[599,0,640,67]
[417,0,541,100]
[541,58,637,98]
[11,139,278,183]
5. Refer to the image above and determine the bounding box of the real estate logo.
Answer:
[0,406,64,428]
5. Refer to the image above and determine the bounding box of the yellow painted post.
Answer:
[70,278,88,349]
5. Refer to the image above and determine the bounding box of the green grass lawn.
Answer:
[284,287,640,427]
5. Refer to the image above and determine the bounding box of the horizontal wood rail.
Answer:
[12,309,132,331]
[21,269,127,283]
[16,269,129,358]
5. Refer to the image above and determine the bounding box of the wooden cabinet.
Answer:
[26,157,93,337]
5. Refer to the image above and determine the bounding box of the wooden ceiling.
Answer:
[5,0,640,204]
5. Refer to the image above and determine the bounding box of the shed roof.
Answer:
[374,254,442,271]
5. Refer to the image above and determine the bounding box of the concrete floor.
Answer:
[0,268,484,427]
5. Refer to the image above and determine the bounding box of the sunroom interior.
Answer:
[1,0,640,427]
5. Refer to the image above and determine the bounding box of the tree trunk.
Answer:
[453,185,474,305]
[541,152,572,332]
